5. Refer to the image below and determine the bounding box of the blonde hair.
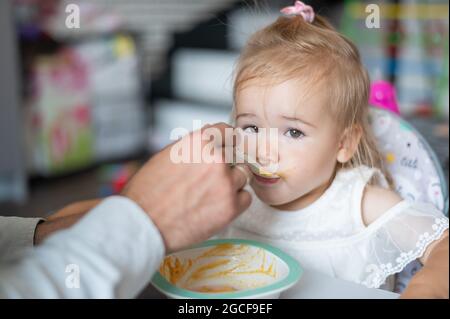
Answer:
[233,14,392,186]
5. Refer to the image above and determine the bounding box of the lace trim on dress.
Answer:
[360,217,449,288]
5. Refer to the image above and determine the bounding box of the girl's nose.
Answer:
[256,135,279,169]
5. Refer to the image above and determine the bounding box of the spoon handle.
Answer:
[231,150,260,171]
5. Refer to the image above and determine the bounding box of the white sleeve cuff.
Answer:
[0,196,166,298]
[45,195,166,297]
[70,195,166,273]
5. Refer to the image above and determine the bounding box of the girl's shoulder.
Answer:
[361,185,403,226]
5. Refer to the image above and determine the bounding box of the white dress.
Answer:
[220,165,449,290]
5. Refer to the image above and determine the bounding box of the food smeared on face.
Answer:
[258,167,278,178]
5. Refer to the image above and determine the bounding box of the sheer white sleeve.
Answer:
[357,200,448,288]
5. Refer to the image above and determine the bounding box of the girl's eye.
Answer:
[243,125,259,133]
[285,128,305,139]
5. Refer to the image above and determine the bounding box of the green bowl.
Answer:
[151,238,303,299]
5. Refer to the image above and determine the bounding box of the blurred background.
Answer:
[0,0,448,220]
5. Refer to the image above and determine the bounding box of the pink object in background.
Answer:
[369,80,400,115]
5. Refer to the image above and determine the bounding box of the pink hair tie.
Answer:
[280,1,315,23]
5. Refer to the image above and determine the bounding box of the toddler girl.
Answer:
[221,1,449,297]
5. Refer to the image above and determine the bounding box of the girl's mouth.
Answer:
[252,172,281,185]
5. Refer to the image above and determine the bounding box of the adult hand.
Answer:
[123,123,252,252]
[400,232,449,299]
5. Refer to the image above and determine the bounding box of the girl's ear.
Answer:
[337,125,362,164]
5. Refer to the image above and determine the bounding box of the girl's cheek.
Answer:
[280,140,308,159]
[278,142,314,178]
[278,153,305,177]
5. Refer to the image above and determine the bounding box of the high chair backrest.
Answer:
[368,107,449,293]
[369,107,448,215]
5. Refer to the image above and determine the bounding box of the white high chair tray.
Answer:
[281,268,400,299]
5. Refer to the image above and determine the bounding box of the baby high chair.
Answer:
[368,106,449,293]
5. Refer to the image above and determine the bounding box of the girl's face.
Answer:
[235,79,342,210]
